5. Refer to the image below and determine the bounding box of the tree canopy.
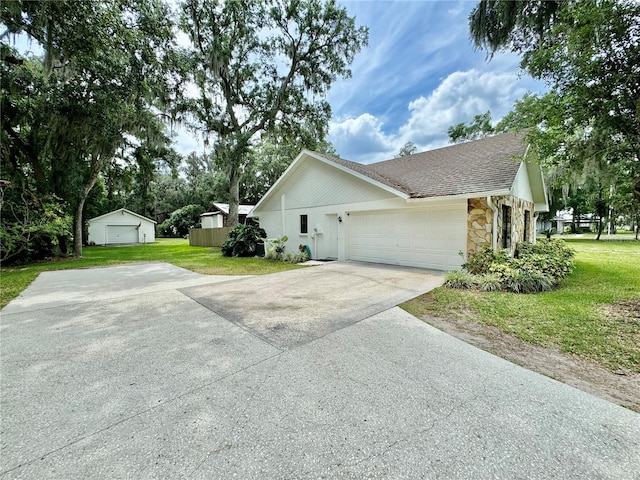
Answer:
[1,0,178,258]
[178,0,368,227]
[468,0,640,237]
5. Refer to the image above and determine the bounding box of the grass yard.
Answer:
[0,238,302,309]
[401,238,640,373]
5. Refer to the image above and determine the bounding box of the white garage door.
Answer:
[106,225,139,244]
[348,206,467,270]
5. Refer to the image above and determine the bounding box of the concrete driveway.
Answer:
[1,262,638,479]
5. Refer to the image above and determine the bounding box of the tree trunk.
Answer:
[596,215,603,240]
[72,153,103,256]
[228,163,240,228]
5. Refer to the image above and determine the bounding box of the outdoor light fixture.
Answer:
[338,216,342,223]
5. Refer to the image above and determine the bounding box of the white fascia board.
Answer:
[534,202,550,213]
[405,189,512,204]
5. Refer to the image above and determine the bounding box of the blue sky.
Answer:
[323,0,548,163]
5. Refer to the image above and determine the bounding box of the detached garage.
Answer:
[250,132,549,271]
[88,208,156,246]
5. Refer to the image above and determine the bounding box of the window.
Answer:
[300,214,308,234]
[502,205,512,249]
[524,210,531,242]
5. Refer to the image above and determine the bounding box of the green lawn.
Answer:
[401,238,640,373]
[0,238,301,309]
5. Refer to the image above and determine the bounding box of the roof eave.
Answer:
[406,189,512,203]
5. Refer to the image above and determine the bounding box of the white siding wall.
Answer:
[511,163,534,204]
[258,157,397,212]
[257,197,408,261]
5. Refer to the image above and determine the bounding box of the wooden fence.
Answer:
[188,227,230,247]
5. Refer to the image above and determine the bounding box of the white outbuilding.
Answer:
[88,208,156,245]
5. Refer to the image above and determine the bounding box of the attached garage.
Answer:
[88,208,156,246]
[348,205,467,270]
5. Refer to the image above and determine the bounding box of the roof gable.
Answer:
[252,151,406,213]
[210,203,254,216]
[88,208,156,224]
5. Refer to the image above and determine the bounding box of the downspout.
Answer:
[487,195,498,250]
[280,194,286,237]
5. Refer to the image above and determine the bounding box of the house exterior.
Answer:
[87,208,156,245]
[201,202,254,227]
[250,132,548,271]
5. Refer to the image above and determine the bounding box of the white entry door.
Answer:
[347,205,466,270]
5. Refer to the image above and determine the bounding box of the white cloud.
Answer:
[329,114,397,163]
[399,69,530,147]
[329,69,538,163]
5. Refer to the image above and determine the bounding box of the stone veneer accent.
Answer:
[467,196,535,257]
[467,197,493,256]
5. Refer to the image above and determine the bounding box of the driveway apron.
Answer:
[1,261,639,479]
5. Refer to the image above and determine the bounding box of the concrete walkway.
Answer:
[1,262,638,479]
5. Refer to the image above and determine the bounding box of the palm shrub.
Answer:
[221,224,267,257]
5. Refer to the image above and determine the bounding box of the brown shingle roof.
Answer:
[318,131,528,198]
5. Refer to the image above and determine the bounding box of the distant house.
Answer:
[88,208,156,245]
[250,131,549,270]
[200,202,255,228]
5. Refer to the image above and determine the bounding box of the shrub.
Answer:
[478,273,502,292]
[502,269,554,294]
[444,270,480,289]
[0,192,72,265]
[515,239,574,281]
[283,252,309,264]
[264,236,288,261]
[447,239,575,294]
[463,246,510,275]
[158,204,204,237]
[221,224,267,257]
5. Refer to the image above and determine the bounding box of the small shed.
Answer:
[200,212,224,229]
[88,208,156,245]
[202,202,255,227]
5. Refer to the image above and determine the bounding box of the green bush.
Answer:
[502,269,554,294]
[282,252,309,264]
[447,239,575,294]
[221,224,267,257]
[0,192,72,265]
[515,239,574,281]
[478,273,502,292]
[462,246,510,275]
[158,204,204,238]
[444,270,480,289]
